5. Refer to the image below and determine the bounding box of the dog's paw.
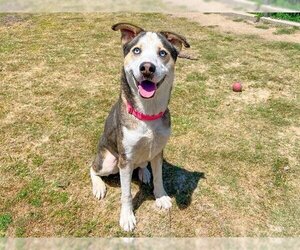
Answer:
[138,167,151,185]
[92,177,107,200]
[155,195,172,209]
[120,206,136,232]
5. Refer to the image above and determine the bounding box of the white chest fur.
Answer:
[122,119,171,165]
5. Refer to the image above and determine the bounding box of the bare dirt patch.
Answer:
[228,88,271,105]
[171,13,300,43]
[163,0,233,12]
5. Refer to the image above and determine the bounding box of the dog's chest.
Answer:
[122,120,170,164]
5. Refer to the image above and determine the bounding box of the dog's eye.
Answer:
[133,47,141,54]
[159,50,167,58]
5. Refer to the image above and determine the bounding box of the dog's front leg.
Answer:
[151,152,172,209]
[119,161,136,231]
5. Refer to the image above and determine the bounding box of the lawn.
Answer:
[0,13,299,237]
[251,0,300,10]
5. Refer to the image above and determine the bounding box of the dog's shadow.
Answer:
[103,160,205,210]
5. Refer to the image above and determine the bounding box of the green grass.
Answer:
[255,24,270,29]
[0,214,13,236]
[252,13,300,24]
[272,157,289,187]
[270,13,300,23]
[249,99,300,126]
[273,26,299,35]
[0,13,299,237]
[251,1,300,10]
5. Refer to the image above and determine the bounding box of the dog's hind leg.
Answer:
[138,162,151,185]
[90,149,118,200]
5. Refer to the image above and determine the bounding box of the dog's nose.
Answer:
[140,62,156,77]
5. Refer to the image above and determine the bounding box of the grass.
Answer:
[253,13,300,23]
[233,18,244,22]
[273,26,299,35]
[251,1,300,10]
[0,214,13,236]
[0,13,299,237]
[255,24,270,29]
[269,13,300,23]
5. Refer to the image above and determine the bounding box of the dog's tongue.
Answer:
[138,80,156,98]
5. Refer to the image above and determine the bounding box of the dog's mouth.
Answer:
[138,80,157,99]
[132,73,166,99]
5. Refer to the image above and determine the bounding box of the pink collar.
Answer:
[126,101,165,121]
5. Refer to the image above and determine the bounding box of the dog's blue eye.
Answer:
[133,47,141,54]
[159,50,167,57]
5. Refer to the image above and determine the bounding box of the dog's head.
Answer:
[112,23,190,99]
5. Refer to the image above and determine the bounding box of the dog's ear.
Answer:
[112,23,144,45]
[159,31,190,52]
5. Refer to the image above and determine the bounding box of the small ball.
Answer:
[232,82,242,92]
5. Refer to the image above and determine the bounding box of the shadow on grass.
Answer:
[102,160,205,211]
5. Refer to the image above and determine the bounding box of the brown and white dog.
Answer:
[90,23,190,231]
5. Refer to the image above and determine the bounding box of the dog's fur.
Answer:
[90,23,190,231]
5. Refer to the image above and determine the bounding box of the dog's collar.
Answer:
[126,101,165,121]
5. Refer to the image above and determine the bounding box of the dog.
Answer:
[90,23,190,231]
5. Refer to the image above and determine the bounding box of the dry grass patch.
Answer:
[0,13,299,237]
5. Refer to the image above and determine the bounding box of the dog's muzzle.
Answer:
[131,71,166,99]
